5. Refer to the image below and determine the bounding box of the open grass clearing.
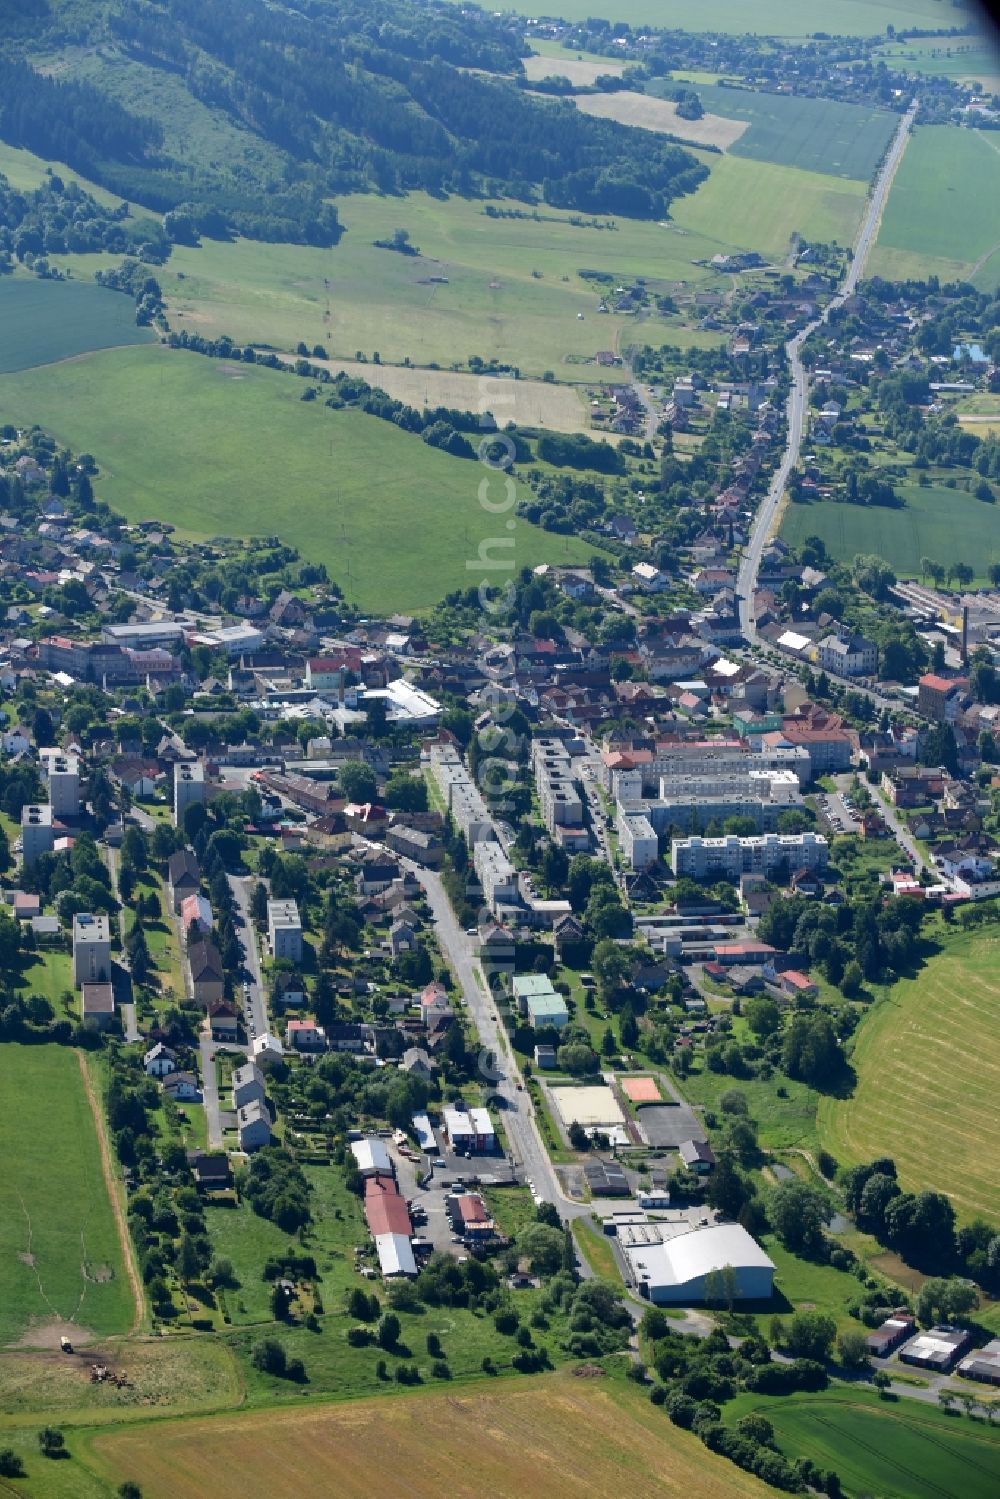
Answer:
[571,1215,624,1285]
[572,91,748,150]
[874,37,1000,87]
[146,192,725,380]
[781,481,1000,581]
[86,1368,773,1499]
[0,344,595,613]
[677,1062,818,1154]
[0,1045,134,1347]
[672,155,867,257]
[521,54,623,87]
[295,357,592,433]
[819,932,1000,1222]
[0,275,155,373]
[672,84,898,180]
[730,1384,1000,1499]
[871,125,1000,283]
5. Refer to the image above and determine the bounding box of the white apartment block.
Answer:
[72,912,112,986]
[173,760,205,827]
[39,748,80,818]
[671,832,829,881]
[430,742,493,847]
[21,803,54,868]
[618,812,659,871]
[267,898,303,962]
[474,838,519,916]
[532,737,583,832]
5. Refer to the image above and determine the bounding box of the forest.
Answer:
[0,0,707,243]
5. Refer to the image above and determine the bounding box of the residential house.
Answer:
[237,1099,272,1151]
[144,1042,177,1077]
[162,1071,202,1103]
[286,1019,326,1052]
[81,981,115,1031]
[231,1062,266,1111]
[207,999,239,1040]
[188,939,225,1006]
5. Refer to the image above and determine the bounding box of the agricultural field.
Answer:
[521,54,623,87]
[303,357,593,433]
[730,1386,1000,1499]
[85,1370,774,1499]
[0,1046,134,1347]
[0,277,155,373]
[672,156,868,257]
[819,932,1000,1222]
[780,482,1000,581]
[671,84,898,180]
[0,345,595,613]
[462,0,966,34]
[874,36,1000,87]
[573,90,749,150]
[870,125,1000,285]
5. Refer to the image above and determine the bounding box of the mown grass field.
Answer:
[86,1371,774,1499]
[155,191,726,378]
[871,124,1000,284]
[455,0,964,34]
[875,37,1000,87]
[0,1045,133,1346]
[0,276,155,373]
[819,932,1000,1222]
[730,1386,1000,1499]
[0,344,594,612]
[573,90,749,150]
[673,155,868,256]
[780,482,1000,580]
[675,84,897,180]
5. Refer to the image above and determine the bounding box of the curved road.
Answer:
[738,103,916,642]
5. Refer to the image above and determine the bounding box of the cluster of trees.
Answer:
[327,373,490,460]
[844,1157,1000,1280]
[0,171,167,265]
[238,1147,311,1235]
[644,1318,835,1494]
[536,431,625,475]
[759,889,924,992]
[95,258,165,324]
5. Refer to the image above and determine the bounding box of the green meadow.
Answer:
[871,125,1000,285]
[676,85,897,180]
[674,155,868,256]
[0,344,595,613]
[0,1046,133,1346]
[780,481,1000,581]
[0,276,155,373]
[730,1386,1000,1499]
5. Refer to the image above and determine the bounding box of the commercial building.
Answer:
[185,622,265,657]
[671,832,829,881]
[958,1339,1000,1387]
[173,760,205,827]
[899,1325,972,1372]
[20,803,54,868]
[621,1222,775,1304]
[350,1137,393,1177]
[918,673,964,723]
[39,748,80,818]
[102,620,188,650]
[512,974,569,1030]
[267,898,303,962]
[817,632,878,678]
[866,1312,916,1359]
[72,913,111,986]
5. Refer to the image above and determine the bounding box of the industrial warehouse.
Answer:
[621,1222,775,1304]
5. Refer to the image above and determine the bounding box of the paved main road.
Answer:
[738,102,916,643]
[229,874,269,1038]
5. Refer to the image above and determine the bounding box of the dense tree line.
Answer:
[0,171,167,264]
[4,0,705,241]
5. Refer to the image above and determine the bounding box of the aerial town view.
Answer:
[2,0,1000,1495]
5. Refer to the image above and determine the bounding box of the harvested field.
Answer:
[87,1373,773,1499]
[522,55,623,88]
[573,91,748,150]
[287,356,592,432]
[819,932,1000,1222]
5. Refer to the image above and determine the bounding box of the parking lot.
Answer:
[816,788,858,835]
